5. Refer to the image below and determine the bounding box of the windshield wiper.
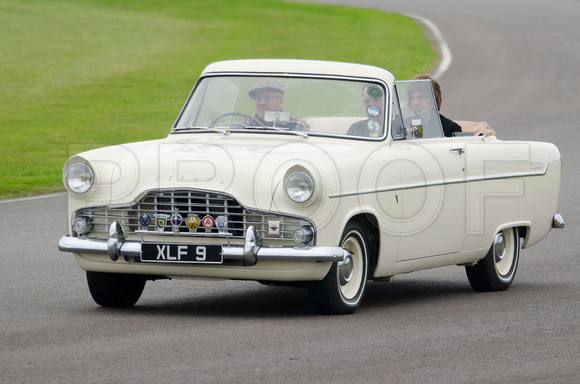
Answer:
[173,126,231,135]
[174,125,308,138]
[243,125,309,138]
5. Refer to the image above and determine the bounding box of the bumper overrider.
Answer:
[552,213,565,229]
[58,221,348,266]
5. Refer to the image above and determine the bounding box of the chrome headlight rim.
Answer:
[65,162,95,194]
[285,171,314,203]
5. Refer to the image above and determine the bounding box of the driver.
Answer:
[247,78,308,130]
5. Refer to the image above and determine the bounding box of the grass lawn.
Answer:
[0,0,437,198]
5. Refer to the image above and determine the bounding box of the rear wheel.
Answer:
[86,271,146,307]
[466,227,520,291]
[308,222,369,315]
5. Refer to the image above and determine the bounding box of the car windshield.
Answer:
[173,76,388,139]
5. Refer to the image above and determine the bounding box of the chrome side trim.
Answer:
[330,173,547,199]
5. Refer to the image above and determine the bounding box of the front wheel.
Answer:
[86,272,146,307]
[465,227,520,292]
[308,222,369,315]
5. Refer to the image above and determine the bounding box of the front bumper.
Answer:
[58,222,347,266]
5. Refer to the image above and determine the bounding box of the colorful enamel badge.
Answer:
[202,215,215,232]
[171,212,183,233]
[138,213,151,231]
[155,214,168,232]
[215,215,228,234]
[186,214,200,232]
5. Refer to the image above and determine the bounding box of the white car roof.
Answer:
[201,59,395,85]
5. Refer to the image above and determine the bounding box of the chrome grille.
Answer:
[75,189,311,244]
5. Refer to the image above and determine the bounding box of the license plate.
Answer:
[141,243,223,264]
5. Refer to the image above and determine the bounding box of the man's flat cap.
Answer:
[248,78,285,99]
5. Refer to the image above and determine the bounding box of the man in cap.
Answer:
[247,78,308,130]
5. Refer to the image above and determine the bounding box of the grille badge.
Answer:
[269,221,280,235]
[202,215,215,232]
[186,214,200,231]
[155,214,169,232]
[139,213,151,230]
[171,212,183,233]
[215,215,228,234]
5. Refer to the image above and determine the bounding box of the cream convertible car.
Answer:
[59,59,564,314]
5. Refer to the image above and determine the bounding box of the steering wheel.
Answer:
[211,112,264,128]
[289,118,310,132]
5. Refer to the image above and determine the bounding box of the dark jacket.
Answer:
[440,114,462,137]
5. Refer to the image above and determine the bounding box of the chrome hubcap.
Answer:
[339,255,354,286]
[494,232,506,264]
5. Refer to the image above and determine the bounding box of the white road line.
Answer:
[405,12,453,79]
[0,191,66,204]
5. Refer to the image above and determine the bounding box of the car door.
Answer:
[393,139,467,261]
[392,80,467,261]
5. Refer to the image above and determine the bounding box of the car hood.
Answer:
[70,133,370,210]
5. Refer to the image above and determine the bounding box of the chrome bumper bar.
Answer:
[58,222,347,266]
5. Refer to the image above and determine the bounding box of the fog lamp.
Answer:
[293,226,313,243]
[73,216,92,236]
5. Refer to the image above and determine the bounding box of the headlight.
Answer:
[65,163,94,194]
[285,172,314,203]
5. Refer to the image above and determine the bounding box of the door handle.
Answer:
[449,147,465,155]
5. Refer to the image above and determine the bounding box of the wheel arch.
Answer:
[345,213,380,279]
[465,223,522,292]
[518,225,529,247]
[491,222,528,249]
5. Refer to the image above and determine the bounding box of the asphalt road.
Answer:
[1,0,578,383]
